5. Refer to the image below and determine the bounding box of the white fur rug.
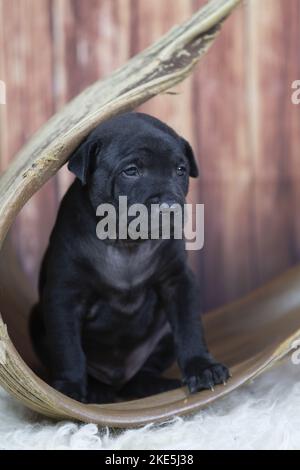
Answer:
[0,358,300,450]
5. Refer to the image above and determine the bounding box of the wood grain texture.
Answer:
[0,0,58,286]
[192,0,256,307]
[248,0,300,285]
[0,0,299,312]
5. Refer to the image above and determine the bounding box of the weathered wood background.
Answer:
[0,0,299,312]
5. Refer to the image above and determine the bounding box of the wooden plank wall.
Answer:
[0,0,299,312]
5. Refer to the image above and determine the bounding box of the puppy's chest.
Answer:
[93,245,160,290]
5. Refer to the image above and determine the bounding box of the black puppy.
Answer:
[30,112,229,403]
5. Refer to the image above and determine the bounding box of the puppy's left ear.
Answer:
[68,139,100,185]
[181,138,199,178]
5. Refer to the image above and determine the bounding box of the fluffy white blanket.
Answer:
[0,358,299,450]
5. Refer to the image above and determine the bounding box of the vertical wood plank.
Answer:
[0,0,8,170]
[249,0,300,285]
[192,0,254,309]
[1,0,58,289]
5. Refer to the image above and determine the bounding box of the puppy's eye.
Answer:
[123,165,140,177]
[176,165,187,176]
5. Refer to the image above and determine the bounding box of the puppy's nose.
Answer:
[149,195,179,205]
[149,196,160,205]
[159,200,181,213]
[148,196,182,213]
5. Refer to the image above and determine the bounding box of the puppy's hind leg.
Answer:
[120,334,181,399]
[86,375,116,404]
[29,303,49,368]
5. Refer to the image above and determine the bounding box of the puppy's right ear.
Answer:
[68,140,100,185]
[180,138,199,178]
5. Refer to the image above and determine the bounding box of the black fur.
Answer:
[30,112,229,403]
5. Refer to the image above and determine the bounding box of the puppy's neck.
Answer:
[102,237,166,253]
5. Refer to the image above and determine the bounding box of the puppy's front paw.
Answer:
[183,357,230,394]
[52,379,87,403]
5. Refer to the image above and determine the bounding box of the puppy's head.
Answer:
[68,113,198,214]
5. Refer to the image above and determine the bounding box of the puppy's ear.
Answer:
[68,140,100,185]
[181,138,199,178]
